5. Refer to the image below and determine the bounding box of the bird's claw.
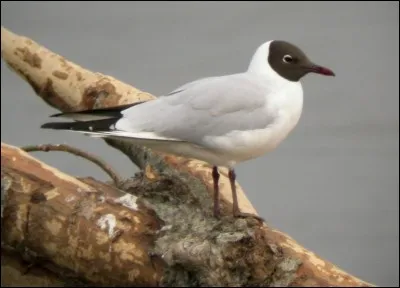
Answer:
[233,211,265,223]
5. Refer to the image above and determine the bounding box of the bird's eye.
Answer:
[283,55,293,63]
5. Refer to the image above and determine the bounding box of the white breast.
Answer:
[265,82,304,150]
[202,82,304,167]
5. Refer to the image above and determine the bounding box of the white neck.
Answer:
[247,40,292,88]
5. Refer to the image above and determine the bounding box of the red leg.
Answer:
[212,166,220,218]
[228,169,240,215]
[228,168,265,223]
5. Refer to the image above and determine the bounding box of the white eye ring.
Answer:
[283,55,293,63]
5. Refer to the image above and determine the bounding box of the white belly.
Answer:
[201,116,301,165]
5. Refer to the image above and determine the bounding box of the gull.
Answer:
[41,40,335,221]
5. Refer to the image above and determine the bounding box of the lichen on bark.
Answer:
[122,171,302,287]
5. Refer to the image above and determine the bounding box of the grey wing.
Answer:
[115,73,277,146]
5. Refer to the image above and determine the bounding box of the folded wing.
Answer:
[41,73,277,148]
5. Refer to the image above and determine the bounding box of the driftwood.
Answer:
[1,26,375,287]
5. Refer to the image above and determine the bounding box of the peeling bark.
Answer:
[1,143,164,286]
[1,26,375,287]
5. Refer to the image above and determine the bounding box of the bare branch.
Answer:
[21,143,123,187]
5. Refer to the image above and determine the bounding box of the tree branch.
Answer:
[21,144,123,187]
[1,26,375,287]
[1,142,164,286]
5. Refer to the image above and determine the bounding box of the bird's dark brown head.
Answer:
[268,40,335,82]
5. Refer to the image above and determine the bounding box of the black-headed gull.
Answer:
[41,40,335,221]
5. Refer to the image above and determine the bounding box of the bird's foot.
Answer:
[233,210,265,223]
[213,206,221,220]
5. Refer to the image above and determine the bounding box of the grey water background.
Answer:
[1,2,398,286]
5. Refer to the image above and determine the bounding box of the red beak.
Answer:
[307,63,335,76]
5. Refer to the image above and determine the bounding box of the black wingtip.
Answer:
[40,121,75,130]
[49,112,66,118]
[41,118,119,132]
[48,102,146,118]
[41,123,50,129]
